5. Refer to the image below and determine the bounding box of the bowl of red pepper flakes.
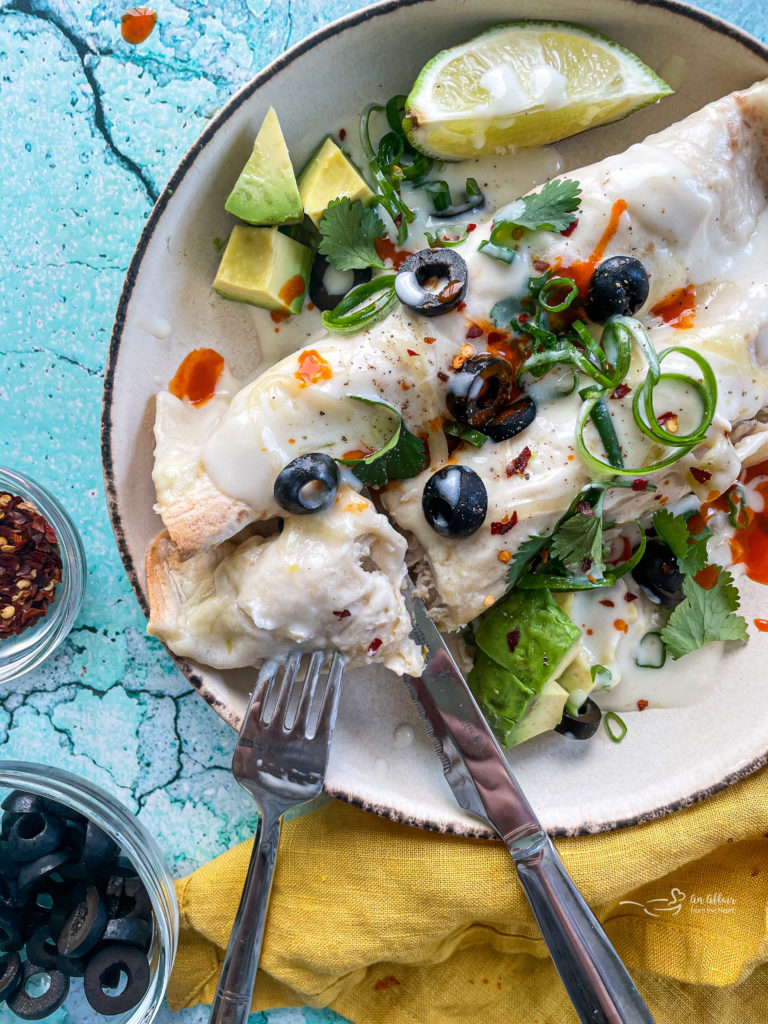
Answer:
[0,467,86,683]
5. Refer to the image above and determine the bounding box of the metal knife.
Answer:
[405,592,656,1024]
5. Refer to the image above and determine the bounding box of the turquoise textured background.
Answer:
[0,1,763,1021]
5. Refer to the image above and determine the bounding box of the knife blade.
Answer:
[404,589,656,1024]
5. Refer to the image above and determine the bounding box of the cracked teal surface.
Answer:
[0,1,763,1022]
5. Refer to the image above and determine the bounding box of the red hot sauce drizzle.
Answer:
[169,348,225,406]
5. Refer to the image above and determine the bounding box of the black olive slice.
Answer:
[484,394,537,442]
[274,453,340,515]
[120,876,152,922]
[309,254,372,311]
[0,950,21,1002]
[101,916,151,951]
[55,952,87,978]
[395,249,468,317]
[84,944,151,1015]
[6,961,69,1020]
[422,466,487,538]
[102,876,125,918]
[631,539,685,608]
[445,355,516,428]
[7,811,62,864]
[555,697,602,740]
[57,884,107,958]
[585,255,649,323]
[0,907,24,953]
[1,793,46,816]
[80,821,119,872]
[17,850,73,895]
[25,925,60,970]
[40,798,86,827]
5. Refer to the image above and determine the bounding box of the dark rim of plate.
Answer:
[101,0,768,839]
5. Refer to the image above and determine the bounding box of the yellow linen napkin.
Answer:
[169,765,768,1022]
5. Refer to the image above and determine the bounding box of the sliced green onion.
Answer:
[590,664,613,689]
[635,631,666,669]
[359,104,414,244]
[633,347,717,448]
[444,421,488,447]
[577,389,697,478]
[377,131,404,172]
[321,274,397,335]
[539,276,579,313]
[423,179,451,213]
[478,239,517,263]
[728,488,748,529]
[604,711,627,743]
[583,390,624,469]
[425,228,469,249]
[385,94,407,134]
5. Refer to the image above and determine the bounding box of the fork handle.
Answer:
[513,834,655,1024]
[208,807,282,1024]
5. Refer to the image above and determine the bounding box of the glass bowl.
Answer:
[0,466,87,683]
[0,761,178,1023]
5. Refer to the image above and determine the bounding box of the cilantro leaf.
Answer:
[652,509,710,576]
[506,533,550,589]
[550,511,605,579]
[494,179,582,236]
[339,397,425,487]
[660,569,748,660]
[318,198,387,271]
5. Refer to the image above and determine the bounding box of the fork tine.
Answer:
[237,661,279,748]
[312,652,345,741]
[268,651,302,727]
[293,650,325,735]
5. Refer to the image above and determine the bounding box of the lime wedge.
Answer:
[404,20,672,159]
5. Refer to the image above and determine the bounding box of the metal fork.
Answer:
[208,650,345,1024]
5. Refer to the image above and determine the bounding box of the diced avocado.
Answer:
[468,590,582,747]
[298,137,374,226]
[213,226,312,315]
[225,107,303,226]
[506,678,570,747]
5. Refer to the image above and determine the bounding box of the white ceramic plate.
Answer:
[103,0,768,836]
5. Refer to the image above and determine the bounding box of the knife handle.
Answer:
[512,835,656,1024]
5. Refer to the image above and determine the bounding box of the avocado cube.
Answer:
[213,226,312,315]
[225,107,303,226]
[298,137,375,226]
[468,589,581,747]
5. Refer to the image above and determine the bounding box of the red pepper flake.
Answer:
[599,599,615,608]
[332,609,351,619]
[690,467,712,484]
[610,383,631,400]
[466,223,477,232]
[532,259,550,273]
[406,348,417,356]
[456,301,467,312]
[121,6,157,44]
[437,371,449,382]
[625,592,639,602]
[465,324,484,339]
[582,559,592,574]
[0,493,62,638]
[657,411,677,426]
[487,331,509,346]
[367,638,383,656]
[576,501,594,516]
[393,213,402,229]
[517,312,530,324]
[631,478,649,492]
[423,336,436,345]
[637,699,649,711]
[373,976,401,991]
[506,446,531,477]
[490,511,518,535]
[338,127,347,141]
[560,218,579,237]
[506,628,521,654]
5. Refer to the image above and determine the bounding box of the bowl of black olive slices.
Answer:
[0,762,177,1022]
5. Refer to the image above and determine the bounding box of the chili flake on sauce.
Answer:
[0,494,62,639]
[121,7,157,45]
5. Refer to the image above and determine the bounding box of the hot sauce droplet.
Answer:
[169,348,224,406]
[555,199,628,298]
[374,237,413,270]
[278,274,306,308]
[650,284,696,329]
[121,6,157,44]
[754,619,768,633]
